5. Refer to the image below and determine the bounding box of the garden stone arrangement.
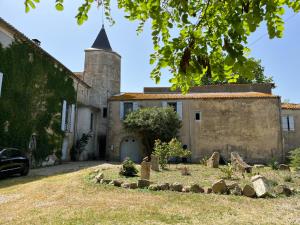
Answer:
[91,169,297,199]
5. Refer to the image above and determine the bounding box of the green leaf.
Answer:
[55,3,64,11]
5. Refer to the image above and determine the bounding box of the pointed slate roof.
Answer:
[91,25,112,50]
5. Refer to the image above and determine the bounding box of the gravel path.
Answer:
[29,161,107,177]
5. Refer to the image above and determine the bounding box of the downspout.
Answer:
[72,80,80,161]
[188,100,192,161]
[278,96,284,163]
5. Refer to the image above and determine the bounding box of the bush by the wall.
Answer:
[0,41,76,164]
[289,148,300,170]
[119,158,138,177]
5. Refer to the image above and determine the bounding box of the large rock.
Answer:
[137,179,151,188]
[251,175,270,198]
[148,184,159,191]
[207,152,220,168]
[278,164,290,171]
[113,180,123,187]
[182,186,191,193]
[206,187,212,194]
[242,184,256,198]
[275,185,293,197]
[230,186,242,196]
[231,152,252,173]
[141,161,151,180]
[170,182,183,192]
[151,154,160,171]
[190,183,204,193]
[122,182,138,189]
[212,179,227,194]
[157,183,169,191]
[227,182,241,195]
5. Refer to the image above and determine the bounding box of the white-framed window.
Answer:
[162,101,183,120]
[0,72,3,97]
[281,115,295,131]
[61,100,75,132]
[195,111,201,121]
[120,102,139,120]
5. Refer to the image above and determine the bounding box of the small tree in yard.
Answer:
[123,107,182,156]
[153,138,191,169]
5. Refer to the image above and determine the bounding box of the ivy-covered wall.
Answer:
[0,41,76,163]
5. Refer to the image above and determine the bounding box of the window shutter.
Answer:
[162,101,167,108]
[70,104,76,133]
[177,101,183,120]
[0,72,3,97]
[133,102,139,111]
[281,116,288,131]
[61,100,67,131]
[120,102,124,120]
[289,116,295,131]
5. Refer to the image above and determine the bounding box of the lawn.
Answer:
[0,162,299,225]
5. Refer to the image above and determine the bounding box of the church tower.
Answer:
[84,25,121,158]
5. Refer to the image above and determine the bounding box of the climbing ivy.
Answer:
[0,41,76,164]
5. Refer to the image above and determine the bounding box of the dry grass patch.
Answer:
[0,162,299,225]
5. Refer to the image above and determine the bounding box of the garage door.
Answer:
[120,137,142,163]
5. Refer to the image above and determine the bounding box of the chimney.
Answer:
[32,39,41,46]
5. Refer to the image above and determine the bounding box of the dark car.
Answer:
[0,148,29,177]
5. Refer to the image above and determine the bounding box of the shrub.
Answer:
[220,163,234,179]
[289,148,300,170]
[123,107,182,156]
[153,138,191,169]
[119,158,138,177]
[268,157,279,170]
[71,133,92,161]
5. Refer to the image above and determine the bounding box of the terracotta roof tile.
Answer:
[110,92,278,101]
[281,103,300,110]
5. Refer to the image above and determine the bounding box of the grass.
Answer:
[0,162,300,225]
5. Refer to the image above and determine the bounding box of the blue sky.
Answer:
[0,0,299,103]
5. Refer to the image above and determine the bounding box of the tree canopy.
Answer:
[24,0,299,92]
[123,107,182,156]
[201,57,273,84]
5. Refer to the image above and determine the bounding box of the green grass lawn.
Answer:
[0,163,299,225]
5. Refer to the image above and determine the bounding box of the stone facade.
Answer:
[281,105,300,159]
[1,17,299,164]
[108,94,283,163]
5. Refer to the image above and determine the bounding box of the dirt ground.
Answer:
[0,162,300,225]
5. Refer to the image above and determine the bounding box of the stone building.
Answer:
[1,17,299,164]
[108,85,284,163]
[281,103,300,158]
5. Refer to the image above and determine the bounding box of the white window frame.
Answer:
[162,101,183,120]
[282,115,295,132]
[120,101,138,120]
[0,72,3,97]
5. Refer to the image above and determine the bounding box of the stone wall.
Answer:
[107,97,283,163]
[282,109,300,158]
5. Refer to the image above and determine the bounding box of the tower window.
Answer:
[103,107,107,118]
[195,112,201,121]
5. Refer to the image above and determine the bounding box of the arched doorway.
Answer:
[120,137,142,163]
